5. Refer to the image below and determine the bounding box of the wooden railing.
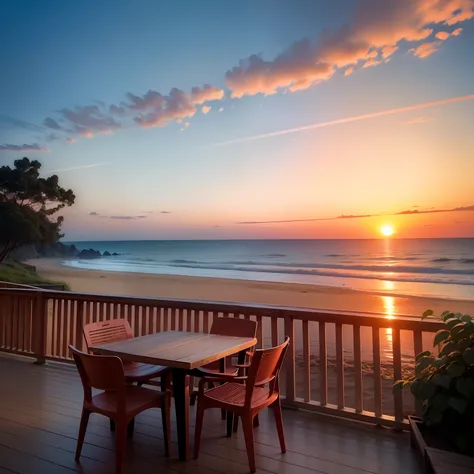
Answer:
[0,286,444,429]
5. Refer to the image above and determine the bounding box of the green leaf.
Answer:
[462,347,474,365]
[432,393,449,412]
[448,397,468,414]
[447,361,466,377]
[446,318,462,330]
[441,310,451,320]
[461,314,472,323]
[415,350,432,360]
[419,380,436,400]
[425,410,443,426]
[439,341,458,357]
[455,378,474,398]
[433,330,450,347]
[456,338,472,352]
[422,309,434,319]
[432,373,452,388]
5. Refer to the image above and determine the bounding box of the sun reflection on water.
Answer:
[382,295,396,356]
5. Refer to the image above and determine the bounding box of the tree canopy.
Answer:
[0,158,75,262]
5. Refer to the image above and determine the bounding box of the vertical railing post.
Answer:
[284,314,295,404]
[75,300,85,352]
[33,291,48,365]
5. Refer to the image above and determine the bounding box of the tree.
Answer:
[0,158,75,262]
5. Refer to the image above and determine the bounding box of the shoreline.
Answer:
[28,258,474,317]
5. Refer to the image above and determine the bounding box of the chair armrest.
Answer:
[233,362,251,369]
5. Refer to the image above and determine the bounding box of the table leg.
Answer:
[172,368,189,461]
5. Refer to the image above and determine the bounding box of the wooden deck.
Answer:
[0,355,422,474]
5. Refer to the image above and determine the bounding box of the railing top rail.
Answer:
[0,286,447,331]
[0,281,41,290]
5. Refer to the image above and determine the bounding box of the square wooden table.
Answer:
[90,330,257,461]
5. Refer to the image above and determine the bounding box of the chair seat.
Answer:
[196,361,239,377]
[91,385,165,416]
[203,382,273,408]
[123,362,167,382]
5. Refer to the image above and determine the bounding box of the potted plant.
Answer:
[394,310,474,472]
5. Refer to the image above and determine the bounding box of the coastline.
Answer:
[28,258,474,317]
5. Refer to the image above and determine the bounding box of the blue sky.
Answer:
[1,0,474,240]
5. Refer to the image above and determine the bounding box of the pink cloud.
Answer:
[129,85,224,128]
[381,45,399,59]
[58,105,122,137]
[435,31,451,40]
[410,42,439,58]
[225,0,474,97]
[363,58,381,68]
[0,143,49,152]
[201,105,211,114]
[344,66,354,76]
[452,27,463,35]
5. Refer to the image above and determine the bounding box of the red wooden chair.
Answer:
[194,337,290,473]
[189,317,258,418]
[83,319,169,388]
[69,345,171,474]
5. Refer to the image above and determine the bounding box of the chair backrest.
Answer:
[244,337,290,406]
[83,319,133,352]
[210,317,257,339]
[69,345,126,402]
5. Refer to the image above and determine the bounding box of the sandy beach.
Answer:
[28,258,474,417]
[28,258,474,317]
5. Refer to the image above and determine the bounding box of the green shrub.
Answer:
[394,310,474,454]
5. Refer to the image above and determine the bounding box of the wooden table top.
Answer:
[90,330,257,370]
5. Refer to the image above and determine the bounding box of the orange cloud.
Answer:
[201,105,211,114]
[344,66,354,76]
[363,58,381,68]
[436,31,451,40]
[452,27,464,35]
[225,0,473,97]
[410,42,439,58]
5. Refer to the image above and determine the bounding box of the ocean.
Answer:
[63,239,474,300]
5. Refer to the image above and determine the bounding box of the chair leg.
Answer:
[271,400,286,453]
[161,396,171,457]
[115,421,127,474]
[226,411,234,438]
[221,409,226,421]
[110,419,116,432]
[254,414,259,428]
[190,391,198,406]
[233,414,239,433]
[75,409,90,461]
[242,415,256,473]
[193,403,205,459]
[127,418,135,439]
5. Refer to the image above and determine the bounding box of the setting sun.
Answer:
[381,225,394,237]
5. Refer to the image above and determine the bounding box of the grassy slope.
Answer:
[0,261,67,287]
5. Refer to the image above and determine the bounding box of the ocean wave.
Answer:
[432,258,454,262]
[261,253,286,257]
[462,259,474,264]
[169,259,199,264]
[163,261,474,286]
[217,260,474,276]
